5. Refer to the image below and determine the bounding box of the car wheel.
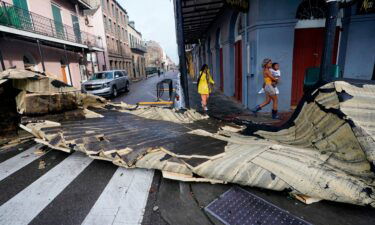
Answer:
[112,86,118,98]
[125,82,130,93]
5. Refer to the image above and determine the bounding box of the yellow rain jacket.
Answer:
[198,69,215,95]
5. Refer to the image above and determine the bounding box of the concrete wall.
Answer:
[342,14,375,80]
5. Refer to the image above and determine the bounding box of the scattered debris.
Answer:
[38,160,46,170]
[2,69,375,207]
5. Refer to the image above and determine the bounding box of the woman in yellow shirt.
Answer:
[197,64,215,111]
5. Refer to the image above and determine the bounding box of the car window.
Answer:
[121,71,128,77]
[114,71,123,78]
[91,72,113,80]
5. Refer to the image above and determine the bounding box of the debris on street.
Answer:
[1,69,375,207]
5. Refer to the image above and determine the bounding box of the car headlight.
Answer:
[102,82,111,88]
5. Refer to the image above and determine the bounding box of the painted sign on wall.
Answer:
[225,0,249,13]
[357,0,375,14]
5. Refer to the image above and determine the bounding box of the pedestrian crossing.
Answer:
[0,144,154,225]
[0,144,44,182]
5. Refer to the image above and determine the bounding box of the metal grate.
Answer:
[205,187,311,225]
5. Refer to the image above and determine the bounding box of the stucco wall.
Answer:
[0,39,82,89]
[343,14,375,80]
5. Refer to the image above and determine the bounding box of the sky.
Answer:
[119,0,178,64]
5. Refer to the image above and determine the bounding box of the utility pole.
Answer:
[175,0,190,108]
[319,0,339,82]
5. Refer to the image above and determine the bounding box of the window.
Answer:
[109,19,112,33]
[112,4,114,16]
[296,0,327,20]
[106,0,109,13]
[103,15,107,30]
[114,71,123,78]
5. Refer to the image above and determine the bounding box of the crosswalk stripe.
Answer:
[0,152,93,225]
[82,168,154,225]
[0,144,44,182]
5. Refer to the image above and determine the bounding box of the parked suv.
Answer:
[81,70,130,97]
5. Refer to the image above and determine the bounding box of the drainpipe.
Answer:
[319,0,339,83]
[36,39,46,73]
[244,13,249,108]
[175,0,190,108]
[63,44,73,86]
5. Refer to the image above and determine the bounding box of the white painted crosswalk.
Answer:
[0,147,154,225]
[0,144,44,182]
[82,168,154,225]
[0,152,93,225]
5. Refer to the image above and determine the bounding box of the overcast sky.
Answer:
[120,0,178,64]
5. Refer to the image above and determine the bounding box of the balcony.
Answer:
[108,42,132,59]
[130,43,147,53]
[0,1,103,50]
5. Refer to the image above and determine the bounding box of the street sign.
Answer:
[225,0,249,13]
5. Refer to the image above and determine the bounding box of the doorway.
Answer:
[60,61,72,85]
[291,27,340,106]
[23,53,38,71]
[234,40,242,102]
[51,4,64,39]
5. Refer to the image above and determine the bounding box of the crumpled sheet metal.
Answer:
[108,102,209,124]
[0,69,107,115]
[21,81,375,207]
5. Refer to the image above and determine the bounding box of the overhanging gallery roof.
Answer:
[182,0,225,43]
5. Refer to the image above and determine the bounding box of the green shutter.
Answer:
[13,0,28,10]
[51,4,64,39]
[71,15,81,43]
[12,0,32,29]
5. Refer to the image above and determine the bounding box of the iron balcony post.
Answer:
[175,0,190,108]
[319,0,339,83]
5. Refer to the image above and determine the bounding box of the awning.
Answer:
[182,0,225,43]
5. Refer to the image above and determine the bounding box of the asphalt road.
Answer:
[113,71,179,104]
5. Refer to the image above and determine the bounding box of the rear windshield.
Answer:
[91,72,113,80]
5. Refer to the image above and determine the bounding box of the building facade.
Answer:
[145,40,163,70]
[186,0,375,111]
[128,21,146,79]
[99,0,132,76]
[0,0,104,89]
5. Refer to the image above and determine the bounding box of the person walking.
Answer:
[252,58,280,119]
[197,64,215,111]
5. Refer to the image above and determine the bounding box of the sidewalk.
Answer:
[187,78,293,126]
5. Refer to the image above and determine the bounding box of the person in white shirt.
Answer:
[258,62,281,95]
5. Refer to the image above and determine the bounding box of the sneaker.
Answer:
[204,106,208,111]
[272,110,280,119]
[251,105,261,116]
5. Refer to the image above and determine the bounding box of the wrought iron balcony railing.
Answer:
[0,1,102,49]
[130,43,147,53]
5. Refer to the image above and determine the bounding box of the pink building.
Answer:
[0,0,104,89]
